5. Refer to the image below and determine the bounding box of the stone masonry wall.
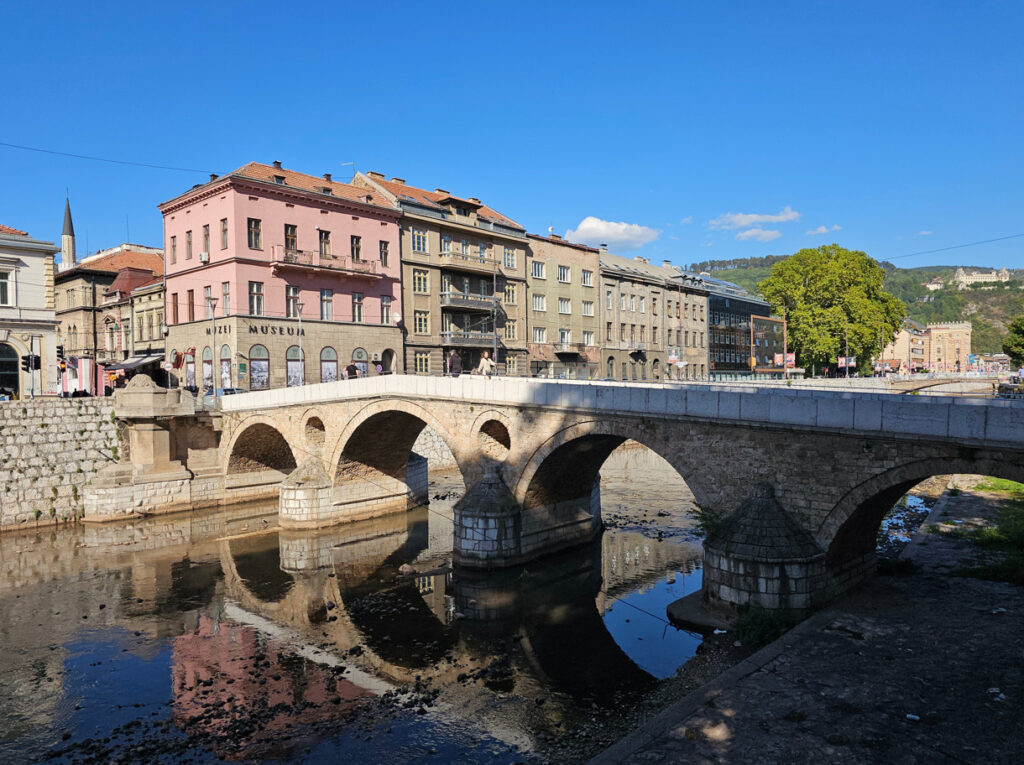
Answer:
[0,399,118,529]
[411,425,458,470]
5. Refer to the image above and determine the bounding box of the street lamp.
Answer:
[209,297,218,404]
[296,302,305,385]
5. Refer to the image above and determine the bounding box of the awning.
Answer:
[105,354,164,371]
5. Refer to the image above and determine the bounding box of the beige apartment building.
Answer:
[525,234,601,378]
[664,271,710,379]
[600,253,671,381]
[353,172,529,376]
[879,319,970,372]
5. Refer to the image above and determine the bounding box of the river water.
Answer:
[0,443,707,763]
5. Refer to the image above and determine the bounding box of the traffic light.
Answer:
[56,345,65,362]
[20,355,30,373]
[58,361,67,372]
[32,355,41,371]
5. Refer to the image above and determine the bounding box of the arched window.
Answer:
[607,356,614,379]
[351,347,368,377]
[286,345,304,387]
[220,344,232,389]
[320,346,338,382]
[201,346,213,390]
[185,348,196,388]
[249,345,269,390]
[652,358,660,380]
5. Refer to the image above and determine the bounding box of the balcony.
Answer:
[554,342,585,355]
[438,250,498,275]
[270,246,381,279]
[440,330,499,347]
[440,291,496,312]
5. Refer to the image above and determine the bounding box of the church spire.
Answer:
[61,196,76,268]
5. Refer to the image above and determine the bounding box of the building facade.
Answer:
[0,224,60,398]
[705,276,785,381]
[160,162,404,391]
[55,244,164,395]
[525,234,601,378]
[353,172,528,376]
[664,270,710,380]
[954,267,1011,290]
[879,320,971,373]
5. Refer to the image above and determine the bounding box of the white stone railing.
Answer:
[216,374,1024,449]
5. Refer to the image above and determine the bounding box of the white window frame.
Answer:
[532,294,546,312]
[558,297,571,314]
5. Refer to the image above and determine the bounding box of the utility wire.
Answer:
[0,140,219,175]
[885,233,1024,261]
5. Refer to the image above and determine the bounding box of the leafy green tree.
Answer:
[757,244,905,372]
[1003,315,1024,366]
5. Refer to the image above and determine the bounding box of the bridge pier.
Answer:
[702,485,827,618]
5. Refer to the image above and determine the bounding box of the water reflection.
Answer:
[0,442,704,762]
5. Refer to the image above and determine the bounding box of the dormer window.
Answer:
[321,186,333,195]
[456,206,469,217]
[273,175,285,184]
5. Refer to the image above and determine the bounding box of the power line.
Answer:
[0,140,219,175]
[886,233,1024,261]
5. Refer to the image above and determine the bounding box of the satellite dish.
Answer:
[548,226,554,234]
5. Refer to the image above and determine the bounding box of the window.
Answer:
[284,224,297,253]
[460,239,469,254]
[558,265,570,283]
[186,230,193,260]
[286,285,301,318]
[504,319,517,340]
[559,328,571,343]
[352,292,363,322]
[503,283,516,304]
[620,294,626,310]
[319,229,331,256]
[503,246,515,268]
[247,218,262,249]
[506,355,517,375]
[582,269,593,287]
[351,235,361,261]
[136,315,143,341]
[640,296,646,313]
[532,261,546,279]
[621,361,627,379]
[146,314,154,341]
[414,351,430,374]
[170,236,177,264]
[220,218,228,249]
[582,300,594,317]
[320,347,338,383]
[478,243,487,259]
[414,310,430,334]
[441,234,451,253]
[379,240,389,267]
[320,289,333,320]
[630,295,637,312]
[187,290,195,321]
[381,295,392,325]
[620,323,625,341]
[0,273,9,306]
[412,268,429,294]
[171,293,179,324]
[286,345,304,387]
[248,281,264,316]
[533,327,547,343]
[606,322,612,341]
[558,297,571,314]
[582,330,595,346]
[532,294,546,311]
[202,224,210,253]
[640,326,646,343]
[222,282,230,314]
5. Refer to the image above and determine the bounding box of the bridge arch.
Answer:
[224,417,298,476]
[818,453,1024,576]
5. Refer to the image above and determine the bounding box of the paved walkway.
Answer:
[590,484,1024,764]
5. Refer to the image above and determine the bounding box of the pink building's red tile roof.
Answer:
[365,175,522,230]
[0,224,28,236]
[75,250,165,277]
[229,163,399,210]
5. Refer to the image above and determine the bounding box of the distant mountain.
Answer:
[687,258,1024,354]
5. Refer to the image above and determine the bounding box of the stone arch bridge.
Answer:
[96,374,1024,615]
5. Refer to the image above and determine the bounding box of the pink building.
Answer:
[159,162,404,390]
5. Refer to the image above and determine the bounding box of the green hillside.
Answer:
[688,258,1024,354]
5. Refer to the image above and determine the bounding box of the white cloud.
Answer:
[918,230,933,236]
[709,205,800,230]
[565,216,660,250]
[735,227,782,242]
[806,224,842,235]
[680,216,693,224]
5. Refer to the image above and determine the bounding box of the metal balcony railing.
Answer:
[438,251,497,273]
[554,342,585,354]
[440,291,497,311]
[440,330,499,347]
[271,246,379,277]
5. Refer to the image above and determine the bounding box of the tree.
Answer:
[757,244,905,372]
[1003,315,1024,366]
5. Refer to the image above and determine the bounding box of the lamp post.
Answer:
[209,297,218,405]
[297,302,305,385]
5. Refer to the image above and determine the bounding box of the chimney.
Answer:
[599,243,608,255]
[209,173,217,182]
[468,197,480,204]
[367,171,385,179]
[323,173,332,182]
[549,233,562,241]
[391,177,406,184]
[663,260,672,268]
[272,160,282,169]
[634,256,649,264]
[434,188,449,194]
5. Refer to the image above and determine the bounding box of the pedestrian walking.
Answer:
[448,349,462,377]
[475,350,496,377]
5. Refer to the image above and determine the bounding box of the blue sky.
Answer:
[2,1,1021,269]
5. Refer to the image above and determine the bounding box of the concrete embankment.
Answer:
[0,399,119,528]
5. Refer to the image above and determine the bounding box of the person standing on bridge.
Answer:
[345,361,359,379]
[448,349,462,377]
[475,350,496,377]
[1018,365,1024,384]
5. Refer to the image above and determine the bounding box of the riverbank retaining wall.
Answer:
[0,399,119,529]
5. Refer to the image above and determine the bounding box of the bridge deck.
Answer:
[216,376,1024,450]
